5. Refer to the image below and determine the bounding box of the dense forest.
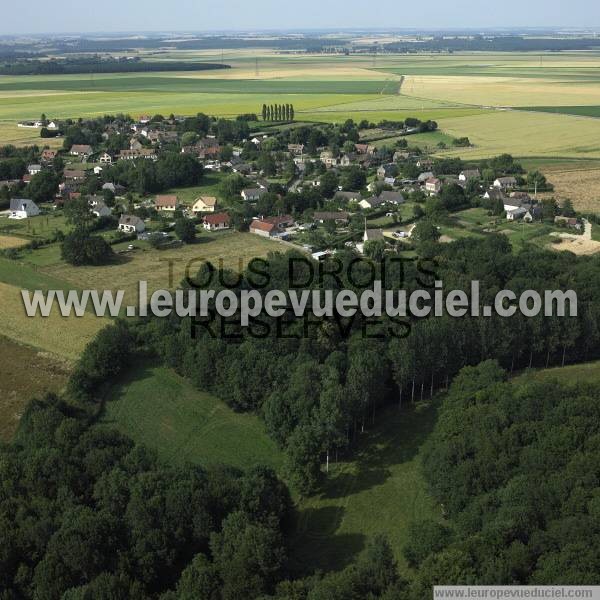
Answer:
[0,59,229,76]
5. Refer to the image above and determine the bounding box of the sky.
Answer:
[2,0,600,35]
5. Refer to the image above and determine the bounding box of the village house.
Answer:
[507,207,528,221]
[483,188,507,202]
[155,195,179,212]
[118,215,145,234]
[334,191,362,203]
[313,211,350,225]
[379,190,405,205]
[493,176,517,190]
[249,215,295,238]
[418,171,435,183]
[459,169,481,182]
[203,213,231,231]
[359,196,385,210]
[241,188,266,202]
[425,178,442,195]
[99,153,113,165]
[27,164,42,175]
[320,150,339,168]
[354,143,375,155]
[288,144,304,155]
[192,196,217,214]
[377,164,397,180]
[91,201,111,218]
[357,228,385,254]
[69,144,93,159]
[118,149,157,161]
[63,169,86,182]
[9,199,40,219]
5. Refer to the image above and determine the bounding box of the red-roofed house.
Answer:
[203,213,231,231]
[249,215,295,238]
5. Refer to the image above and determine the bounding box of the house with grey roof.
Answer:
[9,199,40,219]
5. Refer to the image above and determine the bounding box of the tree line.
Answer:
[262,104,295,122]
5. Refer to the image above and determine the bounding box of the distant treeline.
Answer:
[53,37,348,53]
[381,35,600,53]
[0,58,229,76]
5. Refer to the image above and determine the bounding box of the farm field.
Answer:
[0,336,71,441]
[0,280,104,359]
[0,234,29,249]
[102,363,283,471]
[436,110,600,159]
[3,50,600,165]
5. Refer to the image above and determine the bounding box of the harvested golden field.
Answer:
[0,281,105,360]
[0,235,29,249]
[543,168,600,213]
[402,75,600,107]
[42,231,284,306]
[436,110,600,159]
[0,336,71,442]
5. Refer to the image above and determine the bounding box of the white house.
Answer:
[27,164,42,175]
[459,169,480,182]
[203,213,230,231]
[493,176,517,190]
[9,199,40,219]
[241,188,266,202]
[118,215,145,233]
[506,207,527,221]
[99,153,113,164]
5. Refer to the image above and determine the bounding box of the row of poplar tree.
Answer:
[262,103,295,121]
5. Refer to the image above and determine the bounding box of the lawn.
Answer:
[164,172,227,206]
[292,400,442,576]
[0,211,73,241]
[102,363,283,471]
[0,336,71,442]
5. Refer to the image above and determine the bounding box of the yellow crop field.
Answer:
[402,75,600,107]
[436,110,600,159]
[0,281,105,360]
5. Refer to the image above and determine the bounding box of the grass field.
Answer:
[102,362,283,470]
[0,280,104,359]
[291,401,441,575]
[34,231,284,305]
[515,359,600,386]
[524,106,600,118]
[0,336,71,441]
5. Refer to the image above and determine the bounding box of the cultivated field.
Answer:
[0,280,104,360]
[102,363,283,470]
